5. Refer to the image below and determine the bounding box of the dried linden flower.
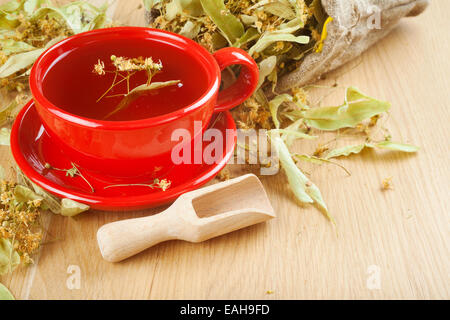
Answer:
[381,177,393,191]
[93,59,105,75]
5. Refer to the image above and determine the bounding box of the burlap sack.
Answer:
[277,0,429,92]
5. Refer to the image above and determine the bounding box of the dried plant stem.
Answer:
[96,71,137,102]
[47,163,94,193]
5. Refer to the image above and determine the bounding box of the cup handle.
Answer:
[213,47,259,113]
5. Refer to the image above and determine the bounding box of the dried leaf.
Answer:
[179,20,201,39]
[325,144,368,159]
[0,39,35,55]
[272,128,317,140]
[0,47,44,78]
[272,134,312,203]
[295,154,351,176]
[303,87,391,131]
[200,0,244,44]
[165,0,182,21]
[0,100,17,125]
[30,2,109,34]
[0,36,64,78]
[0,238,20,276]
[0,282,14,300]
[29,180,61,214]
[104,80,180,119]
[263,1,296,20]
[143,0,154,11]
[0,127,10,145]
[256,55,276,90]
[239,14,257,26]
[325,140,419,159]
[268,94,293,128]
[283,118,304,147]
[24,0,46,16]
[0,0,23,12]
[375,141,419,153]
[0,11,19,30]
[13,185,43,203]
[271,134,334,222]
[234,27,259,49]
[60,198,90,217]
[249,33,309,56]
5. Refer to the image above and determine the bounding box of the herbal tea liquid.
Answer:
[42,38,210,121]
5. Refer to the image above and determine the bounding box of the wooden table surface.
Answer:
[1,0,448,300]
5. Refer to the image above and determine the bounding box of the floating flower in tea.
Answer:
[92,55,180,119]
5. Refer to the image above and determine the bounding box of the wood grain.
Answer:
[0,0,448,300]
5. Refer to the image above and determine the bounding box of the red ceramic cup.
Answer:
[30,27,258,179]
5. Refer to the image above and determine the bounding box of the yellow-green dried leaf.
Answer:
[200,0,244,44]
[271,134,334,222]
[375,141,419,153]
[234,27,259,49]
[268,94,293,128]
[0,47,43,78]
[249,33,309,56]
[263,1,296,19]
[29,180,61,214]
[13,185,43,203]
[326,140,418,159]
[303,87,391,131]
[239,14,257,26]
[271,128,317,140]
[0,36,63,78]
[31,2,109,34]
[0,100,17,125]
[0,282,14,300]
[272,134,312,203]
[257,55,276,90]
[143,0,154,11]
[60,198,90,217]
[295,154,351,175]
[24,0,46,16]
[283,118,304,147]
[0,39,35,55]
[325,144,368,159]
[0,0,23,12]
[179,20,201,39]
[0,127,10,145]
[164,0,182,21]
[0,11,19,30]
[0,239,20,276]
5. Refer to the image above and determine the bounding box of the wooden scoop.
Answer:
[97,174,275,262]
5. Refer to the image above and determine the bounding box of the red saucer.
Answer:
[10,101,236,211]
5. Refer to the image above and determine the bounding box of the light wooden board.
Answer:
[0,0,448,300]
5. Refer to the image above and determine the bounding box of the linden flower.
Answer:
[1,192,10,205]
[381,177,393,191]
[156,179,171,191]
[110,55,163,72]
[93,59,105,75]
[144,57,163,71]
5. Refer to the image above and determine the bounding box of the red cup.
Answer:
[30,27,258,179]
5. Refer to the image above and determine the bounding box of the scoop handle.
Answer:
[97,211,177,262]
